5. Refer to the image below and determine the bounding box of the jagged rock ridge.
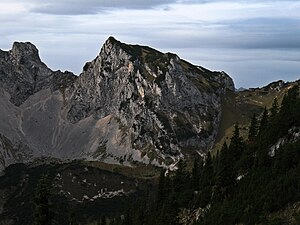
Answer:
[0,42,76,106]
[0,37,234,171]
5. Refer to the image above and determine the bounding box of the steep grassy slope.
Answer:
[213,80,299,153]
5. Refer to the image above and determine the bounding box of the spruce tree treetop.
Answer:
[270,98,279,118]
[230,123,244,161]
[258,107,269,135]
[33,175,52,225]
[248,113,258,141]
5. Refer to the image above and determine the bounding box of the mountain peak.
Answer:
[103,36,125,50]
[106,36,118,44]
[67,37,236,165]
[1,41,57,106]
[102,36,139,57]
[102,36,162,61]
[0,37,234,170]
[10,41,41,63]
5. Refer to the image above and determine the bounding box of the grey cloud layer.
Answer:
[26,0,298,15]
[30,0,176,15]
[215,18,300,50]
[132,18,300,51]
[1,0,299,87]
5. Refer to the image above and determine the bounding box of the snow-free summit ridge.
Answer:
[0,37,234,171]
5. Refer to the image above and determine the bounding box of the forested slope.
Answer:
[117,84,300,225]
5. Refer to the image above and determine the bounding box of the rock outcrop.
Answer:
[0,37,234,170]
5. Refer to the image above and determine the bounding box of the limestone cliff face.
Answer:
[64,37,234,164]
[0,37,234,170]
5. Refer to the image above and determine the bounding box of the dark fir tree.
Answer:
[258,107,269,136]
[157,170,167,207]
[173,159,189,193]
[100,216,106,225]
[270,97,279,119]
[198,152,214,207]
[122,209,133,225]
[256,108,271,166]
[69,209,75,225]
[248,113,258,141]
[33,175,52,225]
[229,123,244,161]
[192,157,203,190]
[200,153,214,188]
[214,142,234,200]
[279,84,300,134]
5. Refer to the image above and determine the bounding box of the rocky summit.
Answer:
[0,37,234,171]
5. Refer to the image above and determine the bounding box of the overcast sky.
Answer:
[1,0,300,88]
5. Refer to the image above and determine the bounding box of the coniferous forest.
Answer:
[108,85,300,225]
